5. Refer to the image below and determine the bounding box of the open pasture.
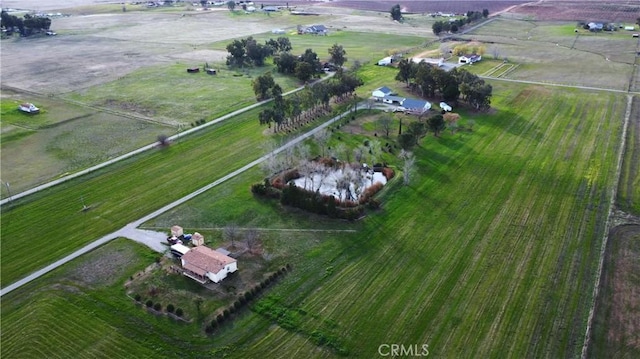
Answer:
[0,97,357,286]
[215,83,625,357]
[210,30,427,66]
[1,91,169,194]
[0,81,627,357]
[589,224,640,358]
[617,96,640,215]
[509,0,640,23]
[0,239,197,359]
[463,18,636,90]
[65,63,301,126]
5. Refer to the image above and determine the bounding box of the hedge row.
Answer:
[205,264,291,334]
[133,294,184,318]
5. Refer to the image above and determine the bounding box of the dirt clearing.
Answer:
[589,224,640,357]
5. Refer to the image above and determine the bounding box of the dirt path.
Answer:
[0,101,361,297]
[580,94,635,358]
[0,73,334,207]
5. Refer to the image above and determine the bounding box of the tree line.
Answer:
[255,69,363,132]
[395,59,492,110]
[1,11,52,36]
[227,35,348,84]
[432,9,489,35]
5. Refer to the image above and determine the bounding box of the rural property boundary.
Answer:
[580,94,634,359]
[0,74,333,206]
[0,102,361,297]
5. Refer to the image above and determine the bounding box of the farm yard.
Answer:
[1,1,639,358]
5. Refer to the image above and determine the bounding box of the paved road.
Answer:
[481,76,640,95]
[0,74,334,206]
[0,103,359,297]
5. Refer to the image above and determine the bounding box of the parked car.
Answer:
[439,102,452,112]
[46,31,57,36]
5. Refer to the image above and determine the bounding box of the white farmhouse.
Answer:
[181,246,237,284]
[372,86,394,100]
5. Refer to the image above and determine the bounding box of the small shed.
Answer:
[187,67,200,73]
[170,243,191,258]
[377,56,394,66]
[191,232,205,246]
[171,225,184,237]
[206,68,217,75]
[372,86,394,99]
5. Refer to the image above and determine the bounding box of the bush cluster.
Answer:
[204,265,291,334]
[253,165,393,220]
[132,294,183,319]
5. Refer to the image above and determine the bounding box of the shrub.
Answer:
[205,325,214,334]
[166,304,175,313]
[382,167,395,180]
[154,303,162,311]
[367,198,381,209]
[217,314,225,323]
[251,182,268,196]
[175,308,184,317]
[359,182,384,205]
[211,319,218,328]
[146,300,153,308]
[134,294,141,302]
[223,309,230,317]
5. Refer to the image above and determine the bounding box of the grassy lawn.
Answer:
[588,224,640,359]
[217,83,625,358]
[65,63,301,126]
[0,82,626,357]
[0,97,356,286]
[210,31,427,65]
[460,19,636,89]
[617,96,640,215]
[0,238,206,359]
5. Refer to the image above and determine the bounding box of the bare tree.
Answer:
[223,223,240,248]
[399,150,415,185]
[440,43,451,58]
[368,140,382,165]
[353,146,365,163]
[244,228,259,253]
[297,159,313,190]
[491,46,500,60]
[330,142,345,161]
[295,143,310,165]
[378,114,393,137]
[313,129,331,157]
[313,161,331,192]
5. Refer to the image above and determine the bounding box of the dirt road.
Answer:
[0,102,360,296]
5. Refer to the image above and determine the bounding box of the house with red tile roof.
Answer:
[180,246,237,284]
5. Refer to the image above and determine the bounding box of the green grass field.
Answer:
[209,83,625,358]
[209,31,427,66]
[1,10,635,358]
[1,81,625,357]
[617,96,640,215]
[463,19,636,90]
[65,63,300,126]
